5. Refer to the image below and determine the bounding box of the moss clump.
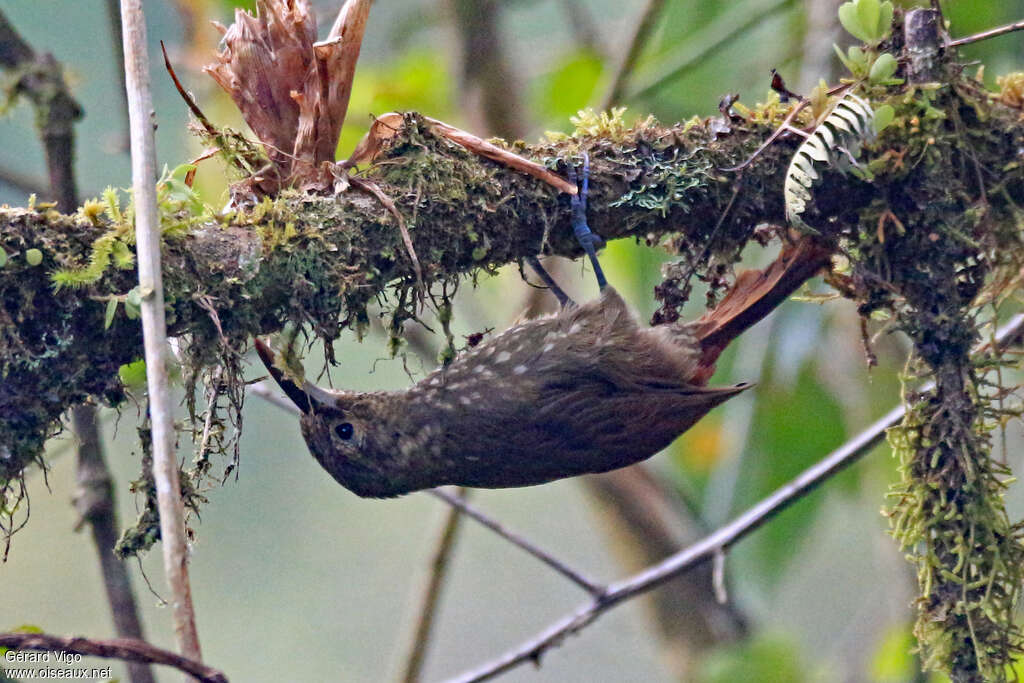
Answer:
[833,70,1024,679]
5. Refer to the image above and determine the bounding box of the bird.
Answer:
[255,155,831,497]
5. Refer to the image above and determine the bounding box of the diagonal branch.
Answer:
[428,489,605,595]
[0,632,226,683]
[448,313,1024,683]
[947,18,1024,48]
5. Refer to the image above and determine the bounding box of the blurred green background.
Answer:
[2,1,1024,681]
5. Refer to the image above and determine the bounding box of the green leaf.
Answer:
[25,248,42,266]
[874,103,895,133]
[834,45,871,77]
[124,285,143,319]
[839,0,892,43]
[111,239,135,269]
[878,1,894,38]
[838,2,870,43]
[157,163,203,214]
[118,359,147,388]
[833,44,858,74]
[104,298,118,329]
[869,52,898,84]
[856,0,880,41]
[0,246,6,268]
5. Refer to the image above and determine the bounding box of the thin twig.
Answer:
[449,314,1024,683]
[120,0,203,672]
[160,41,218,138]
[400,488,469,683]
[583,468,748,662]
[601,0,667,108]
[0,632,226,683]
[427,489,605,596]
[720,99,810,172]
[947,18,1024,48]
[349,176,425,295]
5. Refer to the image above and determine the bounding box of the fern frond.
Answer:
[784,92,875,229]
[50,233,130,290]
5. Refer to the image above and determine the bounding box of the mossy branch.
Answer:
[0,110,815,474]
[0,70,1022,484]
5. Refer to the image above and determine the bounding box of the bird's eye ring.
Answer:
[335,422,354,440]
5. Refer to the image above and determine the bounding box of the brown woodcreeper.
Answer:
[255,157,830,497]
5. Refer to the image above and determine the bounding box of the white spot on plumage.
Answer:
[496,351,511,363]
[543,343,554,353]
[513,364,528,374]
[460,396,472,406]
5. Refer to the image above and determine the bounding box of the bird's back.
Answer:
[401,287,746,488]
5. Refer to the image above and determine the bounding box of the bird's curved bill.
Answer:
[253,338,334,414]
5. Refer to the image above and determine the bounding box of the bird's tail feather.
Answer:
[689,236,833,381]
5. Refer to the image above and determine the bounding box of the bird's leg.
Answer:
[523,152,606,306]
[568,152,607,291]
[526,255,574,308]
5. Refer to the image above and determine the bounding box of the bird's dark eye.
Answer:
[335,422,354,440]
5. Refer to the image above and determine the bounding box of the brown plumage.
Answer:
[256,237,831,497]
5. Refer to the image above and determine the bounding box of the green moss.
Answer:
[837,78,1024,679]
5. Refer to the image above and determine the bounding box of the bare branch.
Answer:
[450,0,528,138]
[947,18,1024,48]
[428,489,605,596]
[119,0,202,669]
[0,632,226,683]
[0,164,48,197]
[0,7,81,209]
